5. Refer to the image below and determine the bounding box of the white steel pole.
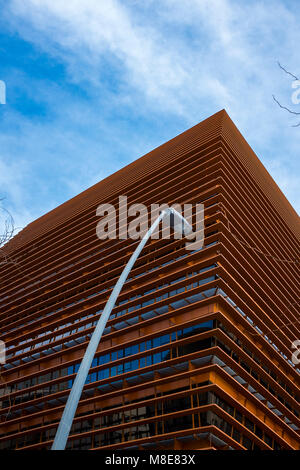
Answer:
[52,208,191,450]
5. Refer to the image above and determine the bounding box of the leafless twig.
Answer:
[0,199,14,248]
[277,61,299,81]
[0,198,16,269]
[0,199,28,278]
[273,62,300,127]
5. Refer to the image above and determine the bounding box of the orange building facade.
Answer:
[0,110,299,450]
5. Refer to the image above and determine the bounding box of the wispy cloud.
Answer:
[0,0,299,225]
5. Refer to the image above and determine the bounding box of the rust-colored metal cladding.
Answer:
[0,109,299,450]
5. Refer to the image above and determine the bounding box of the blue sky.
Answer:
[0,0,299,233]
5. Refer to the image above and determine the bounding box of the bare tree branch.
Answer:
[272,94,300,115]
[0,199,19,270]
[277,61,299,81]
[0,200,37,285]
[273,62,300,127]
[0,200,14,247]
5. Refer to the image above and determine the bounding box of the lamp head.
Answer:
[168,208,193,237]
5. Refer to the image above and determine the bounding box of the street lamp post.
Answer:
[51,208,192,450]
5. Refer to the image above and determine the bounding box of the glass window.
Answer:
[232,428,241,442]
[242,435,253,450]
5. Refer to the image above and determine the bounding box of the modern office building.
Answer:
[0,110,299,450]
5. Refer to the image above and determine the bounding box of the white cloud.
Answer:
[9,0,190,111]
[7,0,299,126]
[1,0,299,215]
